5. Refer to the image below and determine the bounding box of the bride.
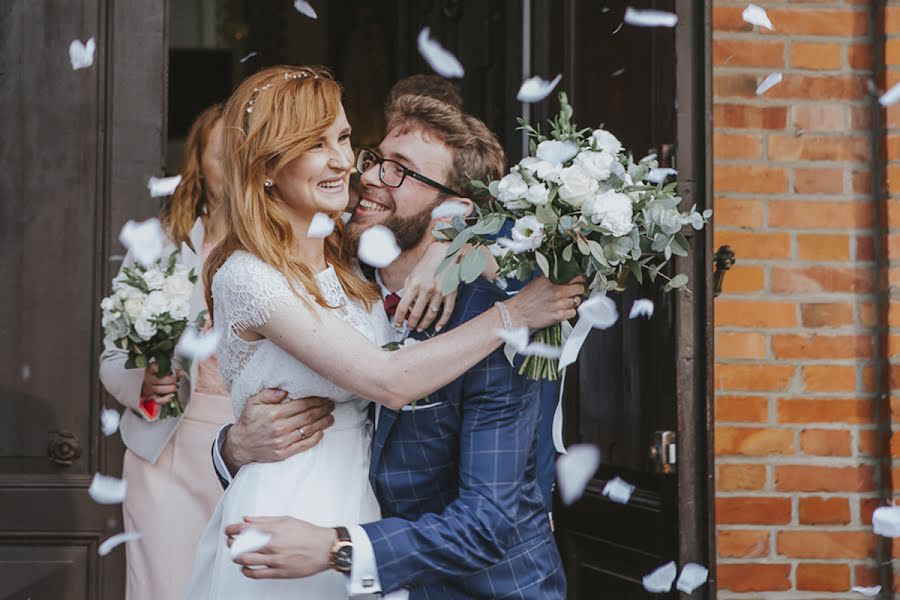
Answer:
[184,65,581,599]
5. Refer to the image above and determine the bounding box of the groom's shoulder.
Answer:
[451,277,508,325]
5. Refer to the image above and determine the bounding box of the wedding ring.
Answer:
[430,306,439,313]
[572,297,579,308]
[298,427,307,440]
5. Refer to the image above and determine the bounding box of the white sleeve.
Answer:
[345,526,409,599]
[212,423,235,485]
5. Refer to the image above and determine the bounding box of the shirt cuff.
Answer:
[212,423,235,485]
[346,525,382,597]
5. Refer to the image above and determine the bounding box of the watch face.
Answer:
[335,544,352,570]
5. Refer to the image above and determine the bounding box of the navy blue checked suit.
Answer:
[363,277,565,599]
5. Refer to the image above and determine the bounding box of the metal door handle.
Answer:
[48,430,82,466]
[713,245,736,298]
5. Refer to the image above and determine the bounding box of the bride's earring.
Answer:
[264,178,273,190]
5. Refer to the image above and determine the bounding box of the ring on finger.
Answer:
[571,296,580,308]
[298,427,307,440]
[430,306,439,313]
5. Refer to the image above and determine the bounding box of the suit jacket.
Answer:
[364,278,566,599]
[98,218,207,463]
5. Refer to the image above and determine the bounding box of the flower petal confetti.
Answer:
[69,37,96,70]
[629,299,654,319]
[20,364,31,382]
[852,586,882,597]
[176,327,221,362]
[676,563,709,593]
[755,72,783,96]
[602,476,635,504]
[624,7,678,28]
[873,505,900,537]
[307,212,336,238]
[496,327,530,351]
[536,140,579,165]
[556,444,601,505]
[646,168,677,185]
[358,225,401,268]
[578,295,619,329]
[742,4,773,31]
[89,473,127,505]
[519,342,563,359]
[417,27,464,79]
[148,175,182,198]
[643,561,677,593]
[517,74,563,103]
[118,218,166,268]
[293,0,317,19]
[879,82,900,107]
[229,527,272,560]
[100,408,121,436]
[98,532,142,556]
[239,52,258,64]
[431,200,471,220]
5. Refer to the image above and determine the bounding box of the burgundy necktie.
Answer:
[383,292,401,319]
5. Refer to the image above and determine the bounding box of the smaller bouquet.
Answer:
[100,251,197,420]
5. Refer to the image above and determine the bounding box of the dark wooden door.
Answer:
[0,1,167,598]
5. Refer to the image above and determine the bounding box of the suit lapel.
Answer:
[370,407,398,476]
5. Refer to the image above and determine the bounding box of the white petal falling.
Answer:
[755,72,783,96]
[536,139,580,164]
[20,364,31,382]
[431,200,471,220]
[642,561,677,593]
[872,505,900,536]
[358,225,401,268]
[496,327,530,352]
[852,586,882,597]
[578,295,619,329]
[519,342,563,359]
[307,212,336,238]
[742,4,774,31]
[646,168,677,184]
[148,175,182,198]
[517,74,563,103]
[293,0,317,19]
[611,68,626,78]
[89,473,127,505]
[98,532,142,556]
[229,527,272,560]
[602,476,635,505]
[118,218,166,268]
[629,299,655,319]
[676,563,709,594]
[69,37,96,70]
[100,408,121,436]
[417,28,464,79]
[239,52,258,64]
[496,237,536,255]
[556,444,601,506]
[879,82,900,106]
[624,7,678,28]
[176,327,221,362]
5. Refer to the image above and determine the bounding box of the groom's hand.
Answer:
[227,516,336,579]
[222,390,335,473]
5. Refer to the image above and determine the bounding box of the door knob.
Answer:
[713,245,736,298]
[48,430,82,466]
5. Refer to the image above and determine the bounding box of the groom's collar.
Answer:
[375,269,403,299]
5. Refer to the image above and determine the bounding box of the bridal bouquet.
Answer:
[100,251,197,420]
[436,92,710,380]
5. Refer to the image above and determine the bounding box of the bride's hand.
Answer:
[502,276,585,330]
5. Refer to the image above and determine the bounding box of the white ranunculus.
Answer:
[134,317,157,341]
[536,140,579,165]
[497,172,529,204]
[163,274,194,302]
[583,190,634,237]
[525,183,551,206]
[142,290,170,317]
[510,215,545,251]
[592,129,623,156]
[142,268,165,291]
[558,165,598,209]
[168,297,191,320]
[100,297,116,312]
[123,296,144,321]
[574,150,616,182]
[101,309,120,328]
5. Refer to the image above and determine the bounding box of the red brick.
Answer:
[851,105,872,131]
[858,430,878,456]
[802,365,858,392]
[849,43,873,71]
[716,427,794,456]
[777,530,877,559]
[888,6,900,35]
[717,464,767,491]
[775,465,875,493]
[714,38,785,68]
[714,198,764,229]
[768,201,873,229]
[792,104,846,132]
[717,564,791,593]
[718,529,770,558]
[778,398,873,424]
[713,103,788,129]
[713,231,790,259]
[851,170,872,194]
[715,395,769,423]
[797,233,850,260]
[854,563,880,587]
[771,334,871,360]
[791,42,843,70]
[717,332,767,359]
[716,497,791,525]
[793,168,844,195]
[796,563,851,592]
[770,266,874,294]
[765,75,867,102]
[715,165,789,193]
[767,135,869,162]
[799,496,851,525]
[800,303,854,328]
[713,133,762,160]
[721,265,765,293]
[799,429,853,457]
[716,300,798,328]
[765,9,868,37]
[716,364,796,392]
[860,497,881,525]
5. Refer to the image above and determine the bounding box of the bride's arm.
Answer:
[253,277,579,410]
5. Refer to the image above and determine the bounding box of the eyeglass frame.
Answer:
[355,148,465,199]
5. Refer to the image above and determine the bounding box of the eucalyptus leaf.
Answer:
[460,249,488,283]
[666,273,688,290]
[535,252,551,278]
[536,203,559,227]
[587,240,609,266]
[562,243,574,263]
[135,355,148,369]
[447,228,475,255]
[629,261,643,284]
[442,261,462,295]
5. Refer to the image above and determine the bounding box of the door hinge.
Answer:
[650,430,676,474]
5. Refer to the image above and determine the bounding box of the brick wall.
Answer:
[711,1,891,596]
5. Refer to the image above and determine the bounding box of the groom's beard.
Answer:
[344,203,440,256]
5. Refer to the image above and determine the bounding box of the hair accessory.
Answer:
[264,179,273,189]
[246,83,274,114]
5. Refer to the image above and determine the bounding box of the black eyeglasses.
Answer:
[356,148,464,198]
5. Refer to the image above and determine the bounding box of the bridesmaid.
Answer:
[99,104,234,600]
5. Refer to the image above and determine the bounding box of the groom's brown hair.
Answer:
[386,94,504,204]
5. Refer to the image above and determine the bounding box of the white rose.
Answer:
[520,157,564,184]
[101,309,120,328]
[592,129,623,155]
[536,140,579,165]
[557,165,598,209]
[134,317,157,341]
[525,183,550,206]
[142,290,170,317]
[163,274,194,302]
[497,172,529,204]
[168,298,191,320]
[510,215,545,251]
[100,297,117,312]
[123,296,144,321]
[583,191,634,237]
[142,268,165,291]
[172,263,192,279]
[574,150,616,182]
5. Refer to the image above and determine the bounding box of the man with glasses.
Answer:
[213,93,567,599]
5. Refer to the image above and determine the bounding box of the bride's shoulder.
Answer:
[213,251,289,293]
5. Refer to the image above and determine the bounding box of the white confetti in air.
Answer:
[431,200,471,220]
[602,476,635,505]
[879,82,900,106]
[20,364,31,382]
[755,72,783,96]
[873,505,900,537]
[519,342,563,359]
[643,561,677,593]
[612,21,624,35]
[358,225,401,268]
[239,52,258,63]
[611,68,626,78]
[100,408,121,436]
[417,27,464,79]
[676,563,709,593]
[742,4,773,30]
[495,237,535,255]
[293,0,317,19]
[556,444,601,506]
[496,327,530,351]
[119,218,166,268]
[109,254,125,263]
[578,295,618,329]
[536,139,580,164]
[148,175,182,198]
[229,527,272,560]
[69,37,96,70]
[624,7,678,28]
[852,586,882,597]
[646,168,677,184]
[98,532,142,556]
[517,74,563,103]
[629,299,654,319]
[307,212,336,238]
[89,473,127,505]
[176,327,220,362]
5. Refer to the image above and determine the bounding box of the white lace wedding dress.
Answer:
[184,251,387,599]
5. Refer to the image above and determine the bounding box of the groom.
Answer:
[213,95,566,598]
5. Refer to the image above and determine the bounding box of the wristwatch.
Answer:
[329,526,353,574]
